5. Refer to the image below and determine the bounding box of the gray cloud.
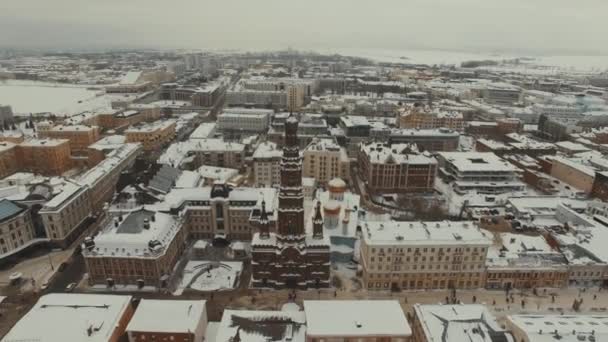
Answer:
[1,0,607,54]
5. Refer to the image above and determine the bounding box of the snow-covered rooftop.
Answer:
[126,299,206,334]
[2,293,132,342]
[507,314,608,342]
[361,221,493,246]
[216,309,306,342]
[304,300,411,337]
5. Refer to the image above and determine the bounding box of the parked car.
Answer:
[65,283,76,292]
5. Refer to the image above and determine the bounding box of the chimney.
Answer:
[143,218,150,230]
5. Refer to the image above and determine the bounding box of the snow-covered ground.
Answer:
[174,260,243,295]
[0,80,106,115]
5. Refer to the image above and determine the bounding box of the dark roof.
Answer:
[0,199,25,222]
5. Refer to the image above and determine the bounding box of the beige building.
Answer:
[125,120,176,151]
[83,208,187,287]
[399,104,464,131]
[507,314,608,342]
[303,138,350,186]
[16,139,72,176]
[0,199,36,255]
[0,142,19,178]
[304,300,412,342]
[38,125,100,153]
[165,183,277,240]
[252,141,282,188]
[360,221,492,291]
[39,181,92,248]
[412,304,514,342]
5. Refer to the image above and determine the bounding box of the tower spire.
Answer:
[313,201,324,239]
[259,199,270,239]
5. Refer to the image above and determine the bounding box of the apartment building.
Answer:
[550,156,596,193]
[125,120,176,151]
[17,139,72,176]
[360,221,492,291]
[217,108,272,133]
[38,125,100,153]
[437,152,526,194]
[83,208,187,286]
[399,104,464,131]
[76,143,142,212]
[358,142,437,193]
[303,138,350,186]
[164,183,278,240]
[39,181,91,248]
[304,300,412,342]
[0,199,35,256]
[252,141,282,188]
[0,142,19,178]
[412,304,514,342]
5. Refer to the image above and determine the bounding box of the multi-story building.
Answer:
[387,128,460,152]
[16,139,72,176]
[481,83,522,105]
[159,83,223,107]
[360,220,492,291]
[303,138,350,186]
[251,113,331,289]
[39,181,91,248]
[2,294,135,342]
[399,104,464,131]
[507,315,608,342]
[268,113,330,148]
[217,108,272,134]
[358,142,437,193]
[76,143,142,212]
[37,125,100,154]
[485,233,569,290]
[126,299,207,342]
[437,152,526,194]
[83,208,187,287]
[252,141,283,188]
[164,183,277,241]
[125,120,176,151]
[412,304,514,342]
[0,142,19,178]
[160,139,245,170]
[0,199,35,255]
[96,107,162,131]
[0,105,14,126]
[549,156,596,193]
[304,300,412,342]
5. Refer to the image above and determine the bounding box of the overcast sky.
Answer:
[1,0,607,55]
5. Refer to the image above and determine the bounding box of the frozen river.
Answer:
[0,80,105,116]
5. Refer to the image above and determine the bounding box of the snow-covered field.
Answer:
[0,80,107,115]
[175,260,243,294]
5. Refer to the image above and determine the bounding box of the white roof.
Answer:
[360,142,437,165]
[304,300,411,337]
[3,293,132,342]
[415,304,514,342]
[197,165,239,182]
[41,180,84,210]
[507,314,608,342]
[119,71,142,85]
[127,299,206,333]
[362,221,493,246]
[438,152,519,173]
[125,119,175,133]
[253,141,282,159]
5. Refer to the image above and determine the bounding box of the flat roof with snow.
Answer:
[2,293,132,342]
[304,300,411,337]
[361,221,492,246]
[127,299,206,334]
[507,314,608,342]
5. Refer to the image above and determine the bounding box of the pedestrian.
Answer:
[492,299,496,306]
[521,299,525,308]
[473,295,477,303]
[594,294,598,300]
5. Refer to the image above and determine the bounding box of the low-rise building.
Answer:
[83,208,187,287]
[359,142,437,193]
[437,152,525,194]
[125,120,176,151]
[303,138,350,186]
[360,220,493,291]
[304,300,411,342]
[412,304,514,342]
[2,293,134,342]
[0,199,35,256]
[507,314,608,342]
[126,299,207,342]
